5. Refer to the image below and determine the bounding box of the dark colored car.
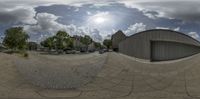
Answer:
[99,50,104,54]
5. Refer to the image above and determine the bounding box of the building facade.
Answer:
[88,42,95,52]
[119,29,200,61]
[111,30,126,51]
[28,42,40,51]
[72,35,86,51]
[0,43,6,52]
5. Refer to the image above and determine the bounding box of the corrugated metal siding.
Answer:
[119,30,200,60]
[151,41,200,61]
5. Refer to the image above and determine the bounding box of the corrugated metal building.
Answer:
[119,29,200,61]
[111,30,126,51]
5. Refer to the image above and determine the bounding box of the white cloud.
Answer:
[62,25,103,42]
[87,12,113,25]
[1,0,200,42]
[87,11,92,15]
[1,0,200,25]
[155,27,180,31]
[125,23,146,36]
[104,34,112,40]
[120,0,200,22]
[156,27,169,30]
[174,27,180,31]
[24,13,66,35]
[0,0,116,25]
[0,0,116,8]
[142,10,159,19]
[74,8,79,12]
[90,29,103,42]
[23,13,104,42]
[0,7,36,24]
[188,32,199,39]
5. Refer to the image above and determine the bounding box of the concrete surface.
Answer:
[0,52,200,99]
[15,52,107,89]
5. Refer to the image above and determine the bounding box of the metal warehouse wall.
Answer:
[119,29,200,60]
[151,41,200,61]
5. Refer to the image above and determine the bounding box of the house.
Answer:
[28,42,40,51]
[88,42,95,52]
[0,43,6,52]
[72,35,87,52]
[111,30,126,52]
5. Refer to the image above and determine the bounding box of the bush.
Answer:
[23,53,29,57]
[19,50,28,58]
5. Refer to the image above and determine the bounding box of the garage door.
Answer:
[151,41,200,61]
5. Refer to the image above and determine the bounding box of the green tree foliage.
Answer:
[28,42,38,50]
[80,35,93,51]
[67,38,74,48]
[94,42,102,49]
[54,30,71,50]
[103,39,112,49]
[40,30,73,51]
[3,27,29,50]
[40,36,56,50]
[80,35,93,46]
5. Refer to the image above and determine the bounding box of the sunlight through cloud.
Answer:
[87,12,115,30]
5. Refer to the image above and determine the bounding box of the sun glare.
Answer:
[87,12,116,29]
[94,17,106,24]
[88,12,111,25]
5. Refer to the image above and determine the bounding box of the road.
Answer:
[0,52,200,99]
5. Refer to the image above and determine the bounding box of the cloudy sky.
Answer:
[0,0,200,42]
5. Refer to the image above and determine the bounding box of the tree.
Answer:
[103,39,112,49]
[67,38,74,48]
[54,30,71,50]
[28,42,38,50]
[94,42,102,49]
[40,30,72,52]
[3,27,29,50]
[80,35,93,51]
[40,36,56,50]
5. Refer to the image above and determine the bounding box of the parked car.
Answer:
[103,49,109,52]
[80,48,87,53]
[99,50,104,54]
[88,49,95,52]
[64,48,76,54]
[66,50,76,54]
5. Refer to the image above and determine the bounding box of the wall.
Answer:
[119,29,200,60]
[151,41,200,61]
[112,31,126,51]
